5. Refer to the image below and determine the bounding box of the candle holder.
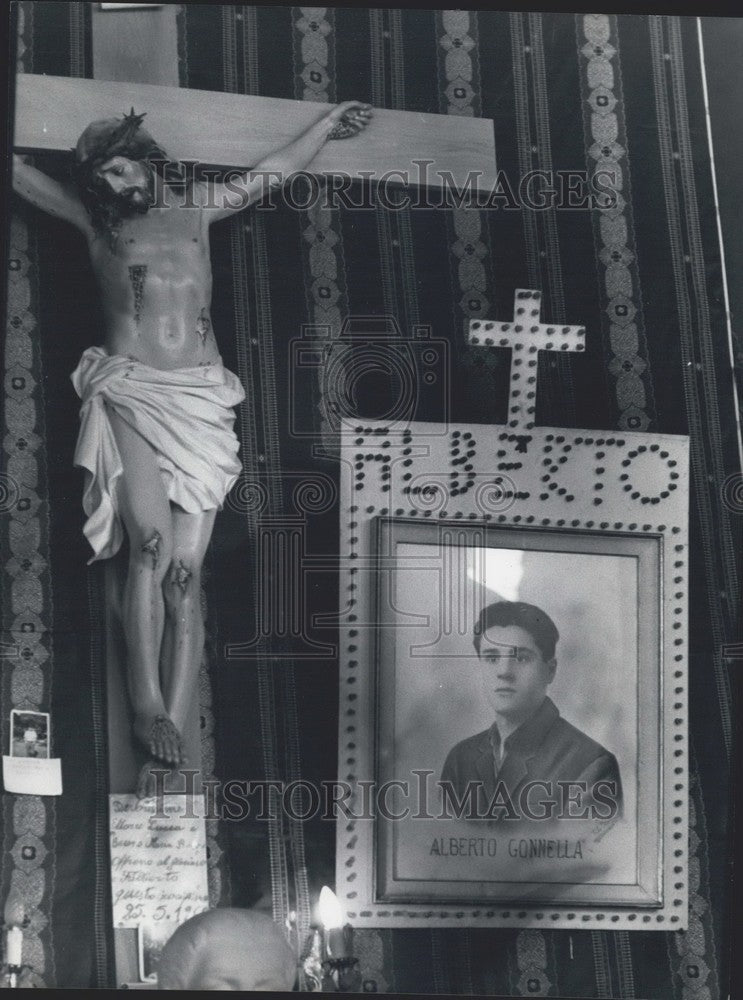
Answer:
[322,954,362,993]
[300,926,328,992]
[1,915,31,989]
[3,961,33,989]
[300,925,362,992]
[301,888,361,992]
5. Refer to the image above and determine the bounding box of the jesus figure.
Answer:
[12,99,372,795]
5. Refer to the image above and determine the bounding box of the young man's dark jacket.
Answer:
[440,697,623,821]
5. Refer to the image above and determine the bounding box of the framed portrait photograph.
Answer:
[374,519,659,909]
[335,416,689,930]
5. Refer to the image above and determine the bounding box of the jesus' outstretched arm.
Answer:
[12,154,91,233]
[202,100,373,222]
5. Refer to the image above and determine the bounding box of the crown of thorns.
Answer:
[111,106,148,145]
[73,107,155,173]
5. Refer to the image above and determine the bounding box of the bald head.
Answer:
[158,909,296,991]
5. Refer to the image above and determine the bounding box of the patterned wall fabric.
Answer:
[3,4,108,988]
[2,5,739,995]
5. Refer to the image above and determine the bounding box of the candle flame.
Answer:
[4,886,26,928]
[318,886,343,930]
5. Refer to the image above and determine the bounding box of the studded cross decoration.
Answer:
[469,289,586,431]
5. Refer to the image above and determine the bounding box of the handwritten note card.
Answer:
[3,756,62,796]
[109,794,209,929]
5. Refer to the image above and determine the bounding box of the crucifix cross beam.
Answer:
[13,73,497,193]
[469,289,586,431]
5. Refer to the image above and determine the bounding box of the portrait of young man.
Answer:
[440,600,624,824]
[375,541,640,899]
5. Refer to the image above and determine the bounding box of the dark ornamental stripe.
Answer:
[649,15,735,753]
[577,13,657,433]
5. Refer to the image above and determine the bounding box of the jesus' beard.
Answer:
[112,165,156,217]
[84,162,156,244]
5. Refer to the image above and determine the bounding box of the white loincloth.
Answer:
[71,346,246,564]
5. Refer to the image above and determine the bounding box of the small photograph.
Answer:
[10,710,51,759]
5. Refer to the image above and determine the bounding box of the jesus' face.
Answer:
[93,156,154,213]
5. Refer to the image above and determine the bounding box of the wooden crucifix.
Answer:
[10,72,495,800]
[14,73,497,191]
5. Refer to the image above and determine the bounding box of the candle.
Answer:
[342,922,354,958]
[318,886,347,959]
[4,887,25,969]
[327,926,346,960]
[5,928,22,968]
